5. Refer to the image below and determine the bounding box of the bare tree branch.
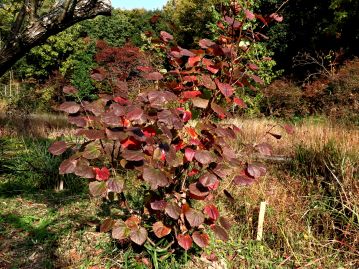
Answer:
[0,0,111,77]
[293,50,340,85]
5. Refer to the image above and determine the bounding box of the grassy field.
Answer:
[0,116,358,268]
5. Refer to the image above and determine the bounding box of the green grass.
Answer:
[0,191,110,268]
[0,136,86,193]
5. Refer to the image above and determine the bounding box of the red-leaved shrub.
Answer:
[49,2,288,253]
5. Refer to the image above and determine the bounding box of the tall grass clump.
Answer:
[290,141,359,262]
[0,137,86,195]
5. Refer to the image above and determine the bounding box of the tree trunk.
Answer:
[0,0,112,78]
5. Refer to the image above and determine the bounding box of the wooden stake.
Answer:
[256,201,267,241]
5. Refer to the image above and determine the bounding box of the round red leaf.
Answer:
[48,141,67,155]
[192,231,210,248]
[153,221,171,238]
[94,167,110,181]
[203,204,220,221]
[177,234,193,250]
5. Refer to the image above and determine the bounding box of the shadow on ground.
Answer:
[0,188,106,269]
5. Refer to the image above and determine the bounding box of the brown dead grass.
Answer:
[229,117,359,155]
[216,117,359,268]
[0,113,73,139]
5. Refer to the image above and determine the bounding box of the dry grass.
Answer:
[0,100,8,112]
[229,117,359,155]
[0,113,73,138]
[212,117,359,268]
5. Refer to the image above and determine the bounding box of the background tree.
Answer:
[80,8,170,47]
[15,24,86,80]
[0,0,111,77]
[256,0,359,77]
[80,9,135,47]
[164,0,220,47]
